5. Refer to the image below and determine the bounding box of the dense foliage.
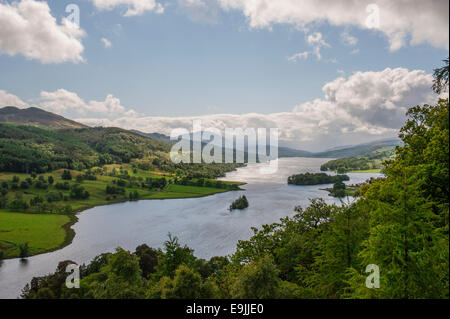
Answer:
[320,147,394,173]
[229,195,249,210]
[287,172,349,185]
[0,125,169,173]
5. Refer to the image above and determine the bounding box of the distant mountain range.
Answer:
[0,106,401,160]
[131,129,400,159]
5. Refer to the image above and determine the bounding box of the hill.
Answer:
[320,144,397,173]
[0,123,169,173]
[0,106,87,129]
[313,138,401,158]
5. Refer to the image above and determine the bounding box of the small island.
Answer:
[322,181,359,198]
[229,195,249,211]
[287,172,349,185]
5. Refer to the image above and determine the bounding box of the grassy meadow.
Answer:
[0,163,244,259]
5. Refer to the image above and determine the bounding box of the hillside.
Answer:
[0,106,87,129]
[314,138,401,158]
[132,129,399,160]
[0,123,169,173]
[320,145,396,173]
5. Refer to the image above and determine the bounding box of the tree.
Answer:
[135,244,158,279]
[48,176,54,185]
[61,170,72,180]
[19,242,29,259]
[156,234,196,278]
[231,255,280,299]
[432,58,449,94]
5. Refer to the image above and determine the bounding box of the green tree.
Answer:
[231,255,280,299]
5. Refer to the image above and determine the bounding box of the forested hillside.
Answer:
[0,124,169,173]
[320,147,395,173]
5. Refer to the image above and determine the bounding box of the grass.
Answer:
[347,168,382,173]
[0,164,244,259]
[0,211,72,258]
[148,184,230,199]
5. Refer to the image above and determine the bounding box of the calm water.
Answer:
[0,157,382,298]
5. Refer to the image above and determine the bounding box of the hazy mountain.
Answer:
[314,138,401,158]
[0,106,88,129]
[131,130,175,144]
[131,130,398,159]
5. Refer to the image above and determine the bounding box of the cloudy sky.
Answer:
[0,0,448,151]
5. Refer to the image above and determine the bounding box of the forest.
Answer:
[287,172,349,185]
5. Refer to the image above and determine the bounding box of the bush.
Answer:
[106,185,125,195]
[69,184,89,200]
[55,182,70,190]
[46,192,63,203]
[229,195,249,211]
[20,181,29,189]
[61,170,72,180]
[19,242,29,259]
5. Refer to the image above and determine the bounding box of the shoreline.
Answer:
[0,184,246,261]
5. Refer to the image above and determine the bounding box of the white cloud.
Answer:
[340,31,358,46]
[91,0,164,16]
[216,0,449,50]
[0,90,28,108]
[288,32,331,62]
[38,89,135,119]
[0,0,85,64]
[1,68,441,151]
[287,51,309,63]
[101,38,112,48]
[76,68,440,150]
[177,0,219,24]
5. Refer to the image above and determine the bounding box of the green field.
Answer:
[0,211,72,258]
[0,164,244,259]
[348,168,382,173]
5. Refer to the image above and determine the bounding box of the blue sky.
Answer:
[0,0,448,150]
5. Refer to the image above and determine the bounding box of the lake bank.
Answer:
[0,157,382,299]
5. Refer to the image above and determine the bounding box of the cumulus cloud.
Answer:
[1,68,441,150]
[216,0,449,50]
[38,89,136,119]
[0,90,28,108]
[0,0,85,64]
[91,0,164,16]
[101,38,112,48]
[75,68,439,150]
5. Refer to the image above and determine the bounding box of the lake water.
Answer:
[0,157,382,298]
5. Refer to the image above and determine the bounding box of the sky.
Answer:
[0,0,448,151]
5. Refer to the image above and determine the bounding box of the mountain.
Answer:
[131,130,399,159]
[314,138,402,158]
[0,106,87,129]
[131,130,175,144]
